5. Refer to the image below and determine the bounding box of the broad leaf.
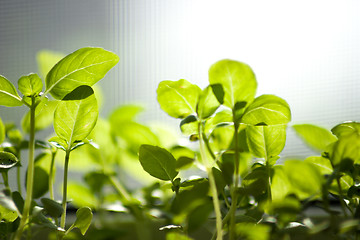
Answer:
[0,152,18,171]
[293,124,337,152]
[246,125,286,163]
[45,47,119,99]
[304,156,333,175]
[180,115,198,136]
[41,198,63,218]
[69,207,93,235]
[139,145,178,181]
[21,99,58,133]
[0,75,22,107]
[208,59,257,109]
[17,73,43,97]
[109,104,144,123]
[235,223,270,240]
[37,50,65,78]
[54,85,98,149]
[157,79,201,118]
[330,133,360,166]
[271,165,292,201]
[241,94,291,125]
[284,160,323,200]
[332,122,360,138]
[0,117,5,144]
[29,166,49,199]
[68,182,98,209]
[196,84,223,119]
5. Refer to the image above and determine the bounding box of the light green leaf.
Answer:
[235,223,270,240]
[304,156,333,175]
[139,145,178,181]
[330,133,360,166]
[0,204,18,222]
[271,165,292,201]
[157,79,202,119]
[0,117,5,144]
[0,75,22,107]
[21,99,58,133]
[284,159,323,200]
[37,50,65,78]
[331,122,360,138]
[246,125,286,163]
[241,94,291,125]
[69,207,93,235]
[68,182,98,209]
[204,109,233,134]
[109,104,144,123]
[0,151,18,171]
[180,115,199,136]
[54,86,98,149]
[208,59,257,109]
[196,84,223,119]
[45,47,119,99]
[293,124,337,153]
[166,232,194,240]
[17,73,43,97]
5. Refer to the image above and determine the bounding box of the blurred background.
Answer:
[1,0,360,158]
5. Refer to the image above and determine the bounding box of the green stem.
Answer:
[2,172,10,191]
[108,175,132,203]
[14,97,36,240]
[17,150,22,195]
[60,150,71,232]
[49,150,57,201]
[198,121,223,240]
[229,121,240,240]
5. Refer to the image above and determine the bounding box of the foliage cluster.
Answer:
[0,48,359,240]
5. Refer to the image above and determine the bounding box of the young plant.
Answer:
[0,47,118,240]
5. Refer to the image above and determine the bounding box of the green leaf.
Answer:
[180,115,199,136]
[331,133,360,166]
[204,109,233,134]
[17,73,43,97]
[69,207,93,235]
[166,232,194,240]
[331,122,360,138]
[54,85,98,149]
[208,59,257,109]
[246,125,286,163]
[0,204,18,222]
[284,160,323,200]
[242,167,268,197]
[37,49,65,78]
[157,79,202,119]
[235,223,270,240]
[196,84,223,119]
[31,166,49,199]
[0,75,22,107]
[241,94,291,125]
[139,145,178,181]
[45,47,119,99]
[271,165,292,201]
[0,117,5,144]
[293,124,337,153]
[21,99,58,133]
[41,198,63,218]
[0,152,18,171]
[68,182,98,209]
[109,104,144,123]
[304,156,333,175]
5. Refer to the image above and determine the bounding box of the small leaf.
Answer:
[331,133,360,166]
[45,47,119,100]
[41,198,63,218]
[196,84,223,119]
[0,117,5,144]
[293,124,337,153]
[70,207,93,235]
[54,85,98,149]
[48,136,67,151]
[204,109,233,134]
[21,99,58,133]
[331,122,360,138]
[180,115,198,135]
[241,94,291,125]
[0,152,18,171]
[17,73,43,97]
[0,75,22,107]
[209,59,257,109]
[157,79,201,119]
[246,125,286,163]
[139,145,178,181]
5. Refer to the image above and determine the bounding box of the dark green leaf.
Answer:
[0,75,22,107]
[45,47,119,99]
[157,79,201,118]
[54,85,98,149]
[176,157,194,170]
[241,94,291,125]
[26,166,48,199]
[212,167,226,193]
[17,73,43,97]
[41,198,63,218]
[0,152,18,171]
[139,145,178,181]
[187,200,213,232]
[293,124,337,152]
[208,59,257,109]
[12,191,24,213]
[242,167,268,197]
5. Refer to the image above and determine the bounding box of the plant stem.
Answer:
[14,97,36,240]
[17,151,22,195]
[49,150,57,201]
[229,120,240,240]
[60,150,71,231]
[198,121,223,240]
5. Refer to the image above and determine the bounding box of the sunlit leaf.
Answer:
[209,59,257,109]
[157,79,201,118]
[331,121,360,138]
[204,109,233,134]
[293,124,337,153]
[0,204,18,222]
[68,182,98,209]
[235,223,270,240]
[0,117,5,144]
[45,47,119,99]
[17,73,43,97]
[246,125,286,164]
[109,104,144,123]
[241,94,291,125]
[69,207,93,235]
[196,84,223,119]
[37,50,65,78]
[330,133,360,166]
[139,145,178,181]
[180,115,198,136]
[271,165,292,201]
[54,85,98,149]
[304,156,333,175]
[166,232,194,240]
[0,75,22,107]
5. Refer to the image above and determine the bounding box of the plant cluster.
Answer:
[0,48,360,240]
